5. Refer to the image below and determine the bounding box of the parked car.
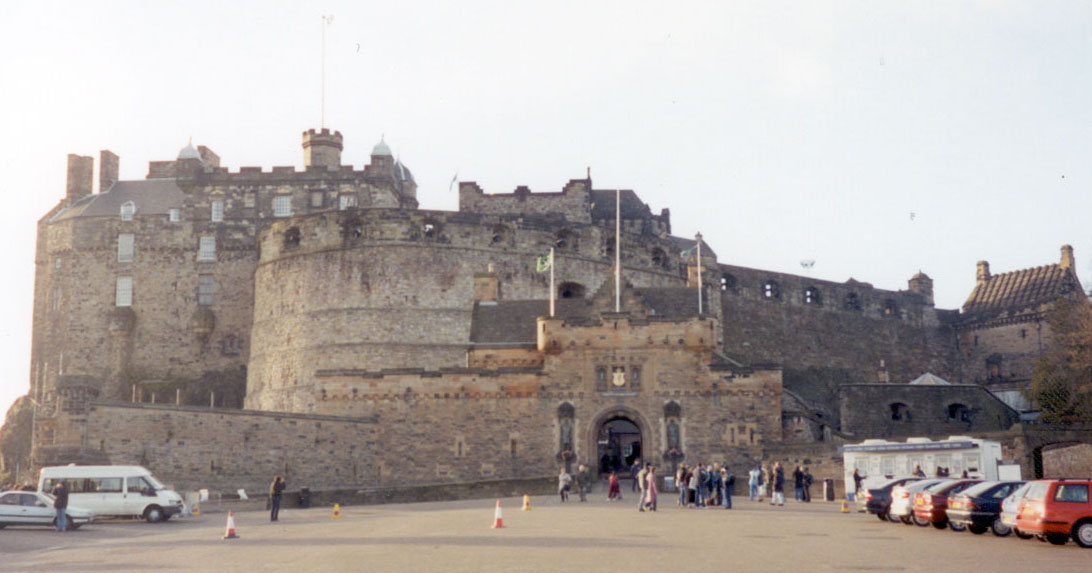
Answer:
[947,480,1024,536]
[1016,478,1092,547]
[999,482,1034,539]
[862,477,923,521]
[890,479,949,525]
[0,490,94,529]
[912,479,981,530]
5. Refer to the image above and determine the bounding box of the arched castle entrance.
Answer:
[588,407,652,478]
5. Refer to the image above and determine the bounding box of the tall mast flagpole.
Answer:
[321,15,333,128]
[615,189,621,312]
[696,232,703,315]
[549,247,556,317]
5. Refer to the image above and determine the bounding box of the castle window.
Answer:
[883,299,898,317]
[244,192,256,208]
[211,200,224,222]
[198,274,215,306]
[491,225,508,245]
[720,274,737,291]
[169,208,180,222]
[630,366,641,390]
[339,194,357,210]
[555,229,576,251]
[283,227,301,249]
[804,286,821,305]
[310,192,324,208]
[273,195,292,217]
[117,234,134,263]
[1020,329,1027,339]
[120,201,136,221]
[604,236,615,258]
[889,402,909,422]
[763,280,780,300]
[197,236,216,262]
[115,276,133,307]
[844,292,861,311]
[595,367,607,392]
[558,282,586,299]
[947,403,970,423]
[651,248,667,268]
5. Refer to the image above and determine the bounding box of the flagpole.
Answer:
[615,189,621,312]
[549,247,555,317]
[696,232,703,315]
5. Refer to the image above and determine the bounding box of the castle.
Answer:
[9,127,1083,493]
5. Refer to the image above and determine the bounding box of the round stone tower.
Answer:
[302,128,344,168]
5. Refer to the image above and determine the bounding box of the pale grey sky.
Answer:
[2,0,1090,424]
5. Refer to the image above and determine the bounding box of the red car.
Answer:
[1015,479,1092,547]
[912,479,981,530]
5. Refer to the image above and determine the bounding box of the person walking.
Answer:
[607,470,622,501]
[51,479,69,532]
[630,459,642,493]
[675,464,688,507]
[793,465,804,502]
[772,463,785,506]
[643,466,658,512]
[721,467,734,509]
[802,467,812,503]
[695,463,708,508]
[576,464,591,502]
[687,466,698,508]
[636,464,648,512]
[852,468,864,498]
[269,475,286,521]
[558,467,572,502]
[748,466,760,501]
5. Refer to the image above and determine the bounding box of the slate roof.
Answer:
[962,264,1080,317]
[49,179,186,222]
[589,189,652,220]
[469,299,590,345]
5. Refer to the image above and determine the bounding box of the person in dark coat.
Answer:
[793,466,804,502]
[802,467,812,503]
[772,463,785,506]
[270,475,286,521]
[51,480,69,532]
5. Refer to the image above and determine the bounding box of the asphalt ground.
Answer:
[2,492,1089,572]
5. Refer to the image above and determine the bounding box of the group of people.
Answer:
[673,462,735,509]
[557,464,594,503]
[744,462,812,505]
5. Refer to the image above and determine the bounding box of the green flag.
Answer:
[536,253,552,272]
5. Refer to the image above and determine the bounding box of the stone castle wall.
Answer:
[838,384,1019,439]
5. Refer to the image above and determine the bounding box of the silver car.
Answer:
[0,490,94,529]
[998,482,1034,538]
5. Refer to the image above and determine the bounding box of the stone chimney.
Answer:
[1060,244,1075,270]
[99,150,119,192]
[302,128,343,168]
[66,154,94,204]
[473,264,500,302]
[976,260,991,283]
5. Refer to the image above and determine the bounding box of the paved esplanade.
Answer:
[2,496,1089,571]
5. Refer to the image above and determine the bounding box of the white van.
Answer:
[38,465,185,522]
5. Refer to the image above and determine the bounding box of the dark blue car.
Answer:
[947,480,1025,536]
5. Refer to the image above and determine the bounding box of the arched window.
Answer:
[422,219,442,240]
[804,286,821,305]
[947,404,970,423]
[283,227,301,249]
[763,280,780,300]
[720,274,736,292]
[650,247,668,269]
[120,201,136,221]
[844,292,861,311]
[555,229,576,250]
[889,402,910,422]
[883,299,898,317]
[490,224,509,245]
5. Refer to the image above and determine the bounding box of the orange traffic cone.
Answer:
[491,499,504,529]
[841,500,850,513]
[192,504,201,517]
[521,494,532,511]
[333,503,341,519]
[222,511,239,539]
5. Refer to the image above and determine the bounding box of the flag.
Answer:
[680,245,698,262]
[536,252,553,272]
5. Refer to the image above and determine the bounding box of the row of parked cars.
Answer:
[860,477,1092,548]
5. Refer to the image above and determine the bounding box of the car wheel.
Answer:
[949,522,966,532]
[1014,528,1033,539]
[900,515,911,525]
[932,519,948,530]
[991,519,1011,537]
[67,523,81,530]
[1046,533,1069,546]
[968,524,987,535]
[913,514,930,527]
[1072,520,1092,548]
[876,512,888,522]
[144,505,165,523]
[887,512,900,523]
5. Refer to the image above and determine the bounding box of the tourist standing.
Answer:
[558,467,572,502]
[630,459,642,493]
[793,465,804,502]
[802,467,812,503]
[852,468,864,498]
[748,466,760,501]
[576,464,591,502]
[51,479,69,532]
[687,466,698,508]
[675,464,687,506]
[607,470,621,501]
[636,464,648,511]
[721,467,734,509]
[269,475,286,521]
[772,463,785,506]
[644,466,658,511]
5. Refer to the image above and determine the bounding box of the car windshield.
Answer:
[906,479,946,492]
[956,481,1001,498]
[878,477,918,490]
[1006,482,1032,502]
[145,475,165,489]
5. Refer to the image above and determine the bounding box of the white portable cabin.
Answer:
[841,436,1008,492]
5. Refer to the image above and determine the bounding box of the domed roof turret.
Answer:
[371,136,392,157]
[177,139,202,161]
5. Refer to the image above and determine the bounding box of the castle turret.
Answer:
[908,271,934,306]
[302,128,343,168]
[66,154,93,204]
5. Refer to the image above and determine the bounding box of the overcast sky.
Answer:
[1,1,1090,425]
